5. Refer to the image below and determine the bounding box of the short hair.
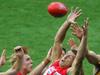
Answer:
[62,47,66,53]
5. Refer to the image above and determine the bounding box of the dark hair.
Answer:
[62,47,66,53]
[71,48,77,55]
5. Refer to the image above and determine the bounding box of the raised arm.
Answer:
[86,50,100,65]
[30,48,52,75]
[71,20,100,65]
[71,23,83,41]
[0,56,22,75]
[0,49,6,67]
[51,7,82,62]
[71,18,88,75]
[0,47,23,75]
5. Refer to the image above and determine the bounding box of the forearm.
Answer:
[51,44,62,63]
[71,62,83,75]
[0,58,3,67]
[11,56,22,72]
[54,21,71,43]
[30,58,50,75]
[0,72,8,75]
[86,49,100,65]
[0,69,18,75]
[71,33,87,75]
[76,35,87,61]
[0,49,6,67]
[52,21,71,62]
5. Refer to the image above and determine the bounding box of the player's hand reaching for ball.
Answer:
[67,7,82,24]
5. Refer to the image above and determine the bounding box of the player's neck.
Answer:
[20,69,28,75]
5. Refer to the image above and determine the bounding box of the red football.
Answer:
[48,2,68,17]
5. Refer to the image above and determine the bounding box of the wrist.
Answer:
[66,20,72,24]
[67,18,75,24]
[43,58,50,65]
[64,20,72,27]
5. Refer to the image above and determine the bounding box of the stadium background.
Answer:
[0,0,100,75]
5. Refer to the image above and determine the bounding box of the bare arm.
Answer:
[71,18,88,75]
[0,49,6,67]
[30,58,50,75]
[0,61,22,75]
[86,50,100,65]
[30,48,52,75]
[51,7,82,63]
[71,20,100,66]
[71,24,83,41]
[0,47,23,75]
[30,7,82,75]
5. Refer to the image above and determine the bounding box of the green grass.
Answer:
[0,0,100,75]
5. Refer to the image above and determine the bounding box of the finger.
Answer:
[70,27,76,32]
[72,32,76,35]
[76,12,82,17]
[74,7,79,13]
[76,9,82,15]
[69,38,74,42]
[82,25,85,31]
[84,18,88,28]
[68,38,73,45]
[71,21,77,24]
[69,38,73,42]
[70,25,75,29]
[71,24,81,32]
[70,27,73,30]
[71,24,78,30]
[86,17,89,25]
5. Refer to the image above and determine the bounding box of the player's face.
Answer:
[59,53,75,68]
[22,54,33,73]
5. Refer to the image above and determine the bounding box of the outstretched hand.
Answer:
[82,18,89,36]
[71,24,83,40]
[68,38,77,49]
[67,7,82,24]
[71,18,89,40]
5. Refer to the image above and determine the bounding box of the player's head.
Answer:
[22,54,33,73]
[11,46,28,64]
[59,51,75,68]
[11,46,33,73]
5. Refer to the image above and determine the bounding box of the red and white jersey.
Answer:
[43,60,69,75]
[17,72,22,75]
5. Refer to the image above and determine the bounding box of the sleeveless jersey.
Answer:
[17,72,22,75]
[43,60,69,75]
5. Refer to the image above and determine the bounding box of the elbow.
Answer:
[54,38,59,43]
[30,72,36,75]
[54,36,62,44]
[30,71,40,75]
